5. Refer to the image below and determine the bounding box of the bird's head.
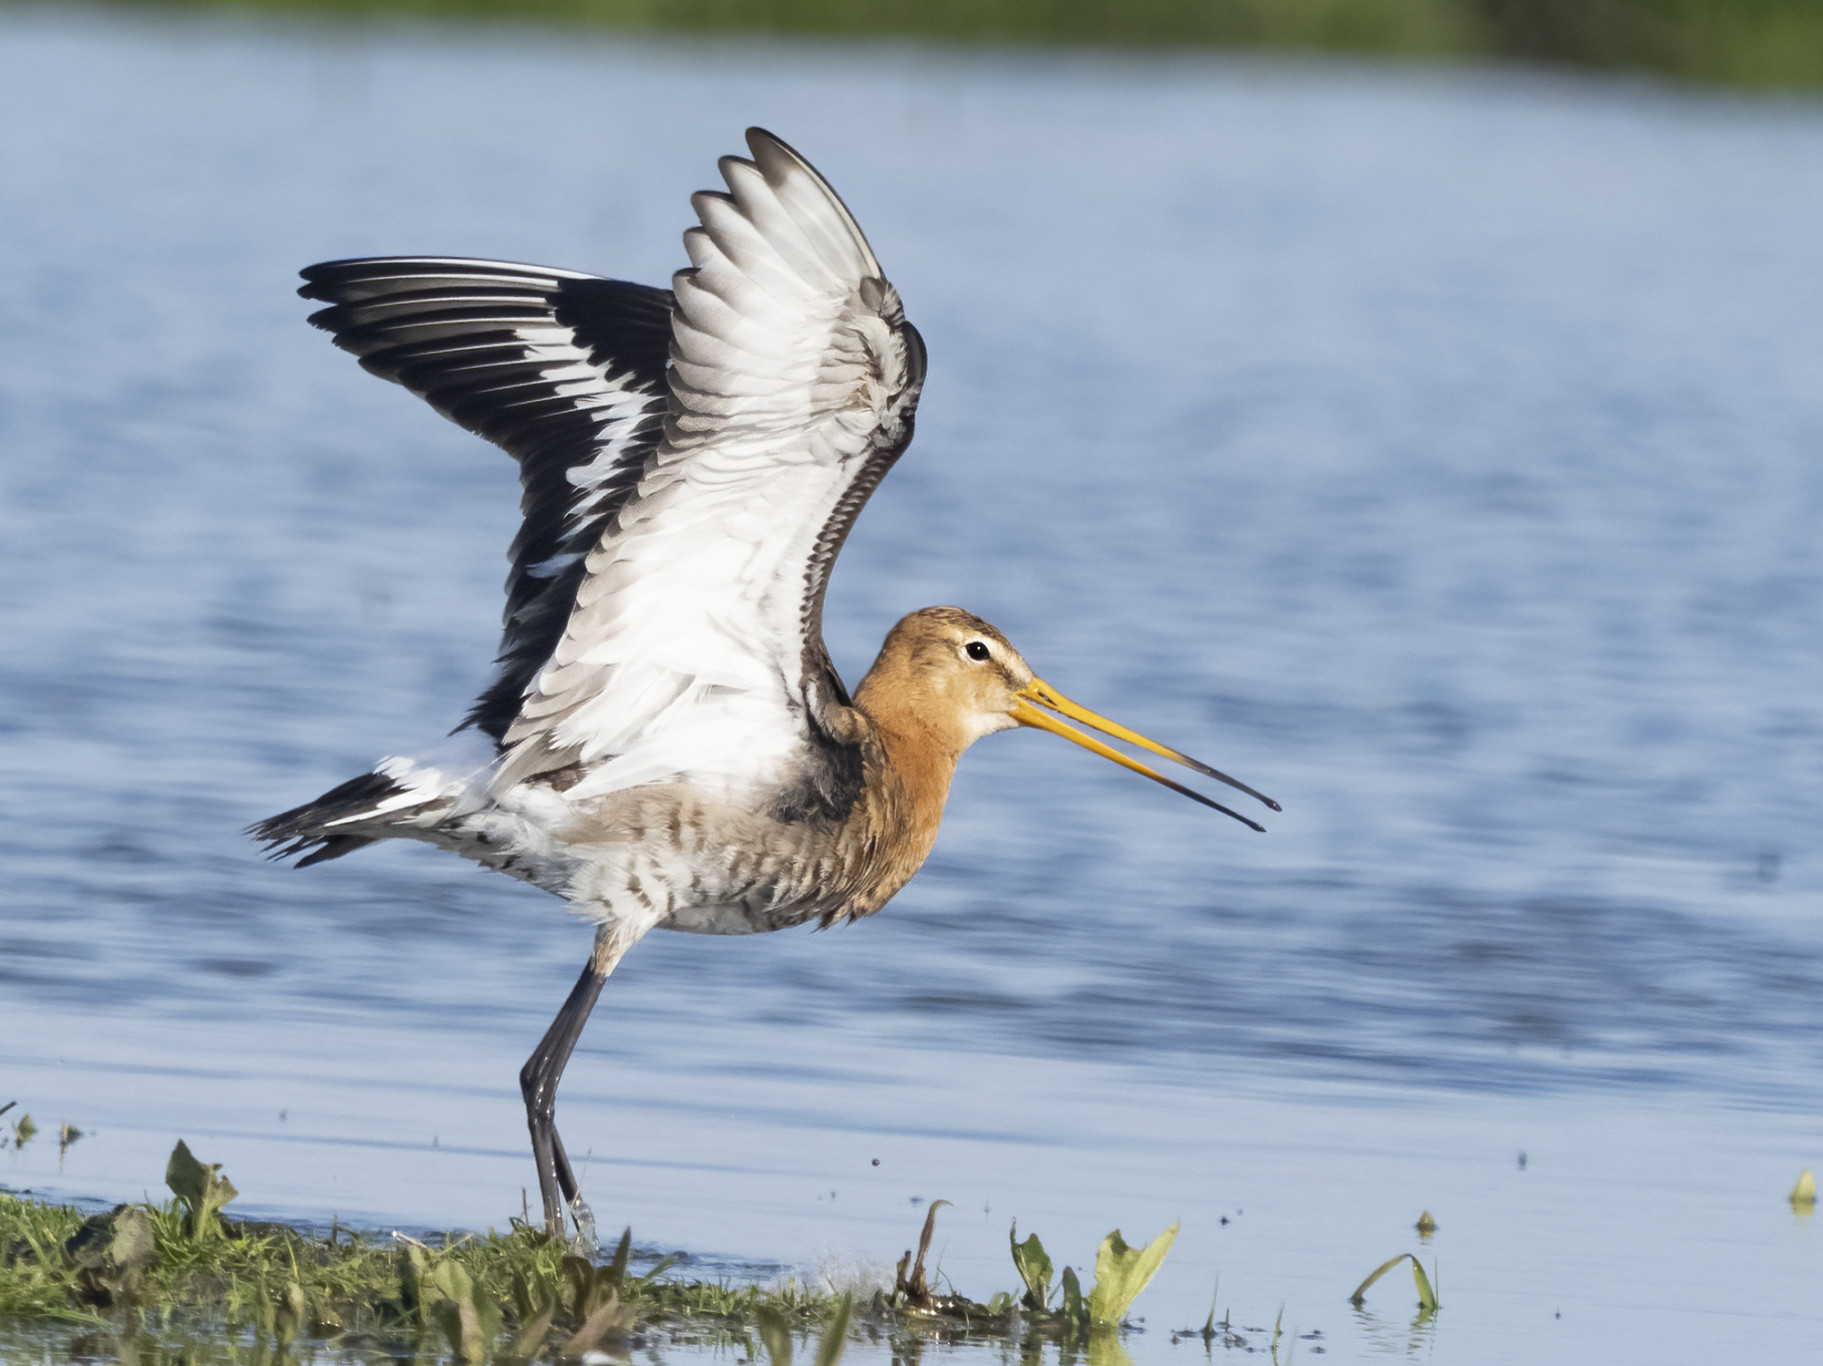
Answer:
[857,606,1278,830]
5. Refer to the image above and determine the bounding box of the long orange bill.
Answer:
[1010,679,1279,832]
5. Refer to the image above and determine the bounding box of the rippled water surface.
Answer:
[4,9,1823,1362]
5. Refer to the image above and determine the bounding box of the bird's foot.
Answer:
[567,1194,599,1255]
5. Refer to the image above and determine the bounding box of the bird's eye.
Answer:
[966,641,991,662]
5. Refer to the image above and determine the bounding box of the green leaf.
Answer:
[475,1282,503,1345]
[163,1140,238,1240]
[1792,1169,1817,1210]
[813,1292,853,1366]
[503,1301,555,1363]
[274,1280,308,1348]
[439,1297,489,1365]
[429,1260,498,1364]
[453,1263,502,1356]
[1060,1265,1087,1337]
[1087,1222,1179,1326]
[1349,1253,1408,1306]
[1412,1257,1438,1312]
[1349,1253,1439,1311]
[755,1304,794,1366]
[429,1257,474,1304]
[510,1268,537,1321]
[1009,1223,1054,1311]
[562,1253,592,1318]
[560,1288,631,1360]
[606,1225,633,1291]
[399,1244,432,1320]
[564,1250,628,1322]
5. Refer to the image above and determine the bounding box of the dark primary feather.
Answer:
[298,258,675,742]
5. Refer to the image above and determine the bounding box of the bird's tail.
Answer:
[250,770,427,867]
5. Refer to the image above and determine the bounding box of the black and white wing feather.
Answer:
[298,258,674,743]
[497,129,927,806]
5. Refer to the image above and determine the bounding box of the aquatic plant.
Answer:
[757,1292,852,1366]
[1349,1252,1439,1312]
[0,1141,835,1353]
[1002,1217,1178,1340]
[0,1105,34,1153]
[1,1140,1183,1361]
[1791,1169,1816,1211]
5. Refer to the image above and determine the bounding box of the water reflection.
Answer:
[1350,1305,1441,1359]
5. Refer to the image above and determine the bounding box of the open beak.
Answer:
[1009,679,1280,832]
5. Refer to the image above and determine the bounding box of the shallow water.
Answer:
[3,8,1823,1363]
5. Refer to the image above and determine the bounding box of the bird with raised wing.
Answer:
[255,129,1277,1244]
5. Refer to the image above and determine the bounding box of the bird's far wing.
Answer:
[298,258,674,744]
[497,129,927,811]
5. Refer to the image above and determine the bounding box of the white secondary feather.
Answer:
[496,131,922,801]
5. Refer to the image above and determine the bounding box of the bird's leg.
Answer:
[548,1126,598,1252]
[519,924,632,1247]
[521,961,602,1242]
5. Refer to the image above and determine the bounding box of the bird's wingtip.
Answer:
[744,126,813,178]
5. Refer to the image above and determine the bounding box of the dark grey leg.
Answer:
[520,957,606,1241]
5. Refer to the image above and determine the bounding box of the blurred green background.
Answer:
[91,0,1823,87]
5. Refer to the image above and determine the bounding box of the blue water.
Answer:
[3,8,1823,1363]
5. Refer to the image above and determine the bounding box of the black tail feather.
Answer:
[250,771,407,865]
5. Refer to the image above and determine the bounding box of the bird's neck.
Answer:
[853,664,968,812]
[843,671,967,915]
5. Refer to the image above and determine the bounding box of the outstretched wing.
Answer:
[497,128,927,810]
[298,258,674,743]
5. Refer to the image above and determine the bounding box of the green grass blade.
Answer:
[1350,1253,1439,1311]
[1412,1257,1438,1312]
[1348,1254,1409,1306]
[607,1226,632,1289]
